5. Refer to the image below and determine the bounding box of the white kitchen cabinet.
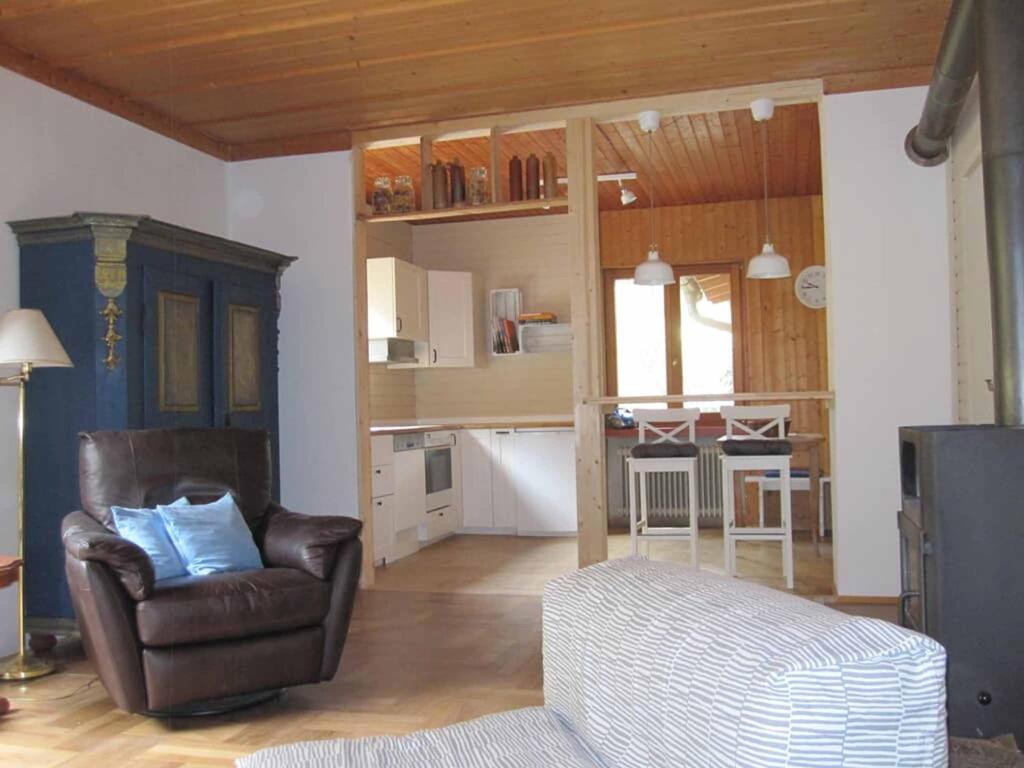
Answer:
[513,429,578,534]
[367,257,428,342]
[427,271,475,367]
[371,494,395,563]
[491,429,518,529]
[393,448,426,532]
[460,429,494,529]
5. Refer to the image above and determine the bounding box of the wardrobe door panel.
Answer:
[218,281,277,434]
[143,267,215,428]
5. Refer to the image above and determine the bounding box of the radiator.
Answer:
[609,440,723,525]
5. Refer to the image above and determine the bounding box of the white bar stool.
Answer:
[627,408,701,568]
[719,405,794,588]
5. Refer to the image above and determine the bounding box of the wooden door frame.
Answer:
[351,78,827,583]
[602,262,748,422]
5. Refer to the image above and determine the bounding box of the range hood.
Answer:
[368,337,419,365]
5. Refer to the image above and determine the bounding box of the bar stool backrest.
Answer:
[721,405,790,439]
[634,408,701,445]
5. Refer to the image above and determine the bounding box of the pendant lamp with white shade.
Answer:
[633,110,674,286]
[746,98,791,280]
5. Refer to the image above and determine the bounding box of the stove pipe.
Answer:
[906,0,1024,426]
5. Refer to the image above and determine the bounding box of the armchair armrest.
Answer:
[61,511,154,601]
[260,503,362,580]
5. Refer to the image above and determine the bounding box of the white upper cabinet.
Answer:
[367,257,428,342]
[427,271,475,368]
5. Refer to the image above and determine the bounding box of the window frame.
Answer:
[603,262,748,422]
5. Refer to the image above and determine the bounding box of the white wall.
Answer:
[0,68,229,655]
[226,154,358,521]
[822,87,956,597]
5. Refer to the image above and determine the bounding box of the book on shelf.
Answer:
[518,312,558,325]
[493,317,519,354]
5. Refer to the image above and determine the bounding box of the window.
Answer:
[605,265,744,416]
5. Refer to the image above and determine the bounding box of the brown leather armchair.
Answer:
[62,428,362,715]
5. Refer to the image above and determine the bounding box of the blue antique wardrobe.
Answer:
[8,213,294,623]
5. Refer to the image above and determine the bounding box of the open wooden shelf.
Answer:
[361,197,569,225]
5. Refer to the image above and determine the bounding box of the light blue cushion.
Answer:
[158,493,263,576]
[110,497,189,581]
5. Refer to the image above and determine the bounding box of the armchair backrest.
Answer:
[78,428,272,530]
[542,558,947,767]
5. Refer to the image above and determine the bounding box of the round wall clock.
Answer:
[795,265,827,309]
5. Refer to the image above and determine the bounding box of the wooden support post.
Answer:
[567,117,608,568]
[352,146,375,588]
[420,136,434,211]
[489,127,503,204]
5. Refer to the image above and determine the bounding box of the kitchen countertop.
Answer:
[370,420,574,435]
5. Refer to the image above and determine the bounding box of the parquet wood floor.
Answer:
[0,532,853,767]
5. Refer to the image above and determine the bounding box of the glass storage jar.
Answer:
[372,176,393,215]
[469,166,489,206]
[393,175,415,212]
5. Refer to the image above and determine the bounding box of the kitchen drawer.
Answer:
[371,463,394,497]
[371,495,394,563]
[420,504,456,542]
[371,434,394,466]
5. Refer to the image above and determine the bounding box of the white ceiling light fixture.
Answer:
[618,180,637,206]
[633,110,674,286]
[746,97,791,280]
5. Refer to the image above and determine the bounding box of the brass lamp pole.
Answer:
[0,310,73,681]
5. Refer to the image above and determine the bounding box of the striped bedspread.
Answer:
[544,557,948,767]
[239,557,948,767]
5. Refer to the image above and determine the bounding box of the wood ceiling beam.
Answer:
[229,129,352,162]
[0,40,230,160]
[56,0,470,66]
[141,1,868,98]
[823,65,932,94]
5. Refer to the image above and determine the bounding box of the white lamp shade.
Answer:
[746,242,791,280]
[0,309,73,368]
[633,249,675,286]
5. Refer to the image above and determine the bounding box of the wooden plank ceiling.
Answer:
[365,103,820,210]
[0,1,947,161]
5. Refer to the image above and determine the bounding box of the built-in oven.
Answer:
[424,431,456,512]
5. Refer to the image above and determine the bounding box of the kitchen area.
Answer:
[363,197,580,569]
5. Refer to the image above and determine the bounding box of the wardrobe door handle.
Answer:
[396,317,403,333]
[432,349,438,364]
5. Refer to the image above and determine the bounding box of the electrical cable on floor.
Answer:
[6,673,100,702]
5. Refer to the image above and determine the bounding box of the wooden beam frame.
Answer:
[354,79,823,148]
[566,117,608,568]
[350,77,833,579]
[352,146,375,588]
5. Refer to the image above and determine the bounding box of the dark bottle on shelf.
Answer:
[509,155,524,201]
[450,158,466,208]
[525,154,540,200]
[432,161,449,209]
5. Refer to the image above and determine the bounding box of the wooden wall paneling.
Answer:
[352,146,375,588]
[599,196,830,468]
[410,215,573,419]
[567,117,607,568]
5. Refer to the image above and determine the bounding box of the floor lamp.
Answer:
[0,309,72,681]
